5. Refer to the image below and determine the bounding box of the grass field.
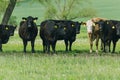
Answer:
[1,0,120,80]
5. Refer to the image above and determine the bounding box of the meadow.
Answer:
[0,0,120,80]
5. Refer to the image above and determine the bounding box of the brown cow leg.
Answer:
[90,42,93,53]
[88,33,93,53]
[96,36,99,53]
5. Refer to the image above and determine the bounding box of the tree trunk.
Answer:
[1,0,17,25]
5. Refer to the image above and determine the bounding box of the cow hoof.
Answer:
[32,51,35,53]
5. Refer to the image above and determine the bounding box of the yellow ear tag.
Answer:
[23,19,26,21]
[6,27,8,30]
[72,24,74,27]
[107,22,109,24]
[93,23,96,26]
[83,24,86,26]
[64,27,66,30]
[34,20,37,23]
[54,26,57,28]
[112,26,115,29]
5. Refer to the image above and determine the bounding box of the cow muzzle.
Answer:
[76,31,80,34]
[10,33,14,36]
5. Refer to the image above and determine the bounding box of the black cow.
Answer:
[0,24,16,51]
[96,20,120,53]
[40,20,82,53]
[19,16,38,53]
[58,20,81,51]
[40,20,66,53]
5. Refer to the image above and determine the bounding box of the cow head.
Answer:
[8,25,17,36]
[95,21,104,32]
[55,22,66,36]
[22,16,38,28]
[71,21,81,34]
[0,24,16,37]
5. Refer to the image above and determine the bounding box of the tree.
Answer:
[37,0,97,20]
[1,0,17,25]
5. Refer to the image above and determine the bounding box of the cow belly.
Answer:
[20,32,37,41]
[56,35,65,40]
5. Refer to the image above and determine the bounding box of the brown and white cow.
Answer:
[85,17,106,53]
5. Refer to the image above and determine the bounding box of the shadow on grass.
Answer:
[0,49,120,57]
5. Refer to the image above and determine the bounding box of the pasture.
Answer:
[0,0,120,80]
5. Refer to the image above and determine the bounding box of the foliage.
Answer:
[0,0,8,18]
[37,0,97,20]
[8,16,17,25]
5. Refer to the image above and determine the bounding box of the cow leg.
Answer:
[0,45,2,52]
[96,36,99,53]
[88,33,93,53]
[108,40,111,52]
[51,41,57,53]
[42,40,46,53]
[69,41,73,51]
[23,40,27,53]
[103,42,106,52]
[64,40,68,51]
[0,40,2,52]
[101,40,104,51]
[46,41,50,53]
[31,39,35,53]
[112,41,117,53]
[0,44,2,52]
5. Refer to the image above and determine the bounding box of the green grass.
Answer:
[1,0,120,80]
[0,53,120,80]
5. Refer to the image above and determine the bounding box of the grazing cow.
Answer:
[40,20,82,53]
[19,16,38,53]
[96,20,120,53]
[40,20,66,53]
[0,24,16,51]
[85,17,106,53]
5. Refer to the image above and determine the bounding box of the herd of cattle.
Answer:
[0,16,120,53]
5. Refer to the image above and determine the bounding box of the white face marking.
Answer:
[86,20,93,33]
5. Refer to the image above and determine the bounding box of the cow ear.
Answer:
[34,17,38,23]
[34,17,38,20]
[93,23,96,26]
[81,22,86,27]
[22,17,27,21]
